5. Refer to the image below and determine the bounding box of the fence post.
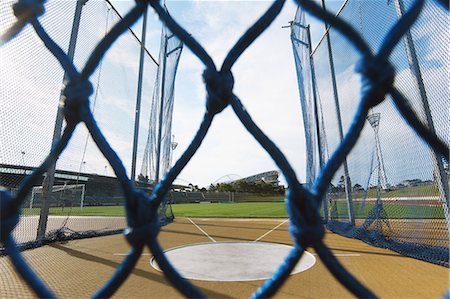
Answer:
[36,0,86,240]
[320,0,354,225]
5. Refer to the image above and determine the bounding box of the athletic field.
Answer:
[1,217,448,298]
[24,200,446,219]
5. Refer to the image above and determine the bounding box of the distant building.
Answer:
[232,170,280,189]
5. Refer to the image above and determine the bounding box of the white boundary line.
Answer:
[192,218,288,222]
[188,217,216,242]
[312,253,361,257]
[254,219,289,242]
[113,253,152,256]
[334,254,361,257]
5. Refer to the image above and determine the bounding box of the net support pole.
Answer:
[80,184,85,209]
[305,24,328,223]
[30,188,35,211]
[394,0,449,222]
[320,0,354,225]
[130,6,148,183]
[36,0,86,240]
[155,32,169,184]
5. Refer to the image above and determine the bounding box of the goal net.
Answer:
[29,184,85,210]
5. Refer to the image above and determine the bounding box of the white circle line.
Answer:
[149,241,316,282]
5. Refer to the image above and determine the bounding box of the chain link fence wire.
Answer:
[0,0,448,298]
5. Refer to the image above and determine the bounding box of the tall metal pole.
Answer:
[155,32,168,184]
[320,0,354,225]
[305,25,328,223]
[37,0,86,239]
[394,0,449,216]
[130,6,148,183]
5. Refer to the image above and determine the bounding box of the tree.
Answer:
[255,181,273,193]
[338,175,345,191]
[137,173,149,184]
[353,183,364,192]
[208,184,217,192]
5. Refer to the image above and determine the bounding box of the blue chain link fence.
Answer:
[0,0,448,298]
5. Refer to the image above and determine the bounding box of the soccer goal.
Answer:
[29,184,86,210]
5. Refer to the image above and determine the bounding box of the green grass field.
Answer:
[232,195,284,202]
[24,203,287,218]
[171,202,287,218]
[24,206,126,217]
[346,184,440,199]
[171,202,444,219]
[22,201,445,219]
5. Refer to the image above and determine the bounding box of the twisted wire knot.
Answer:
[0,190,20,243]
[289,221,325,248]
[203,69,234,115]
[355,55,395,108]
[124,190,160,248]
[63,79,93,123]
[13,0,45,19]
[286,192,324,247]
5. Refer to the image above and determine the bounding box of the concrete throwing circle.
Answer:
[150,242,316,281]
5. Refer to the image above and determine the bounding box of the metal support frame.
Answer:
[320,0,354,225]
[37,0,86,239]
[394,0,449,223]
[131,6,148,183]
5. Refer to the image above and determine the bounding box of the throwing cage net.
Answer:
[0,0,181,250]
[140,25,183,224]
[291,0,449,267]
[0,0,448,298]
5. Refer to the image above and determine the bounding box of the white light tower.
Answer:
[367,112,389,190]
[170,134,178,168]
